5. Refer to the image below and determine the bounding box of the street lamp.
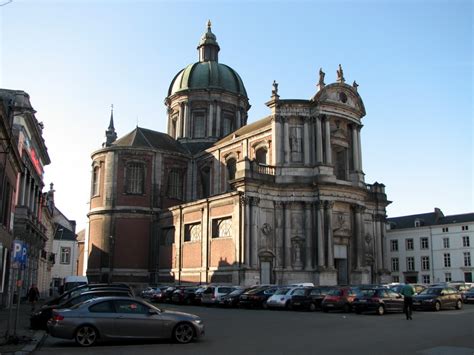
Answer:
[108,235,114,283]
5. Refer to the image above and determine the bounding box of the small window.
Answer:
[390,240,398,252]
[222,111,234,136]
[255,147,267,165]
[464,252,471,267]
[406,257,415,271]
[442,227,449,233]
[185,223,201,242]
[227,158,236,182]
[445,273,452,282]
[421,256,430,271]
[193,112,206,138]
[406,239,414,250]
[60,247,71,264]
[391,258,399,272]
[167,169,183,200]
[422,275,430,284]
[212,217,232,238]
[443,238,450,249]
[92,166,100,196]
[463,236,470,247]
[392,276,400,283]
[125,162,144,195]
[443,253,451,267]
[420,238,429,249]
[461,225,469,231]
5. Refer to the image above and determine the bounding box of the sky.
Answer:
[0,0,472,231]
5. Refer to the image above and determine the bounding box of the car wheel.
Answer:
[434,301,441,311]
[285,301,292,310]
[343,303,351,313]
[75,325,98,347]
[262,302,268,310]
[376,305,385,316]
[455,300,462,310]
[173,322,195,344]
[309,303,316,312]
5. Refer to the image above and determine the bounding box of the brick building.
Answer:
[86,22,390,287]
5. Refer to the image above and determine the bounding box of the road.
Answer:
[37,303,474,355]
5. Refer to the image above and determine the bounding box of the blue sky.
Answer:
[1,0,472,230]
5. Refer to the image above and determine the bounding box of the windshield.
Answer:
[357,289,377,297]
[228,289,244,296]
[274,288,290,295]
[328,289,343,296]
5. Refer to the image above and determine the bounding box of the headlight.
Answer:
[194,319,203,325]
[424,299,434,302]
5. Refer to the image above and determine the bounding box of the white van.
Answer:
[63,276,88,293]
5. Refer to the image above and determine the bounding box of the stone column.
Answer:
[304,202,312,269]
[274,201,284,268]
[184,102,191,137]
[316,201,325,268]
[284,202,292,268]
[20,172,27,205]
[283,120,290,164]
[316,116,323,164]
[216,105,221,137]
[208,103,214,137]
[325,201,334,268]
[275,116,283,165]
[353,205,365,269]
[375,214,385,270]
[351,125,359,171]
[304,117,310,165]
[324,118,332,165]
[250,197,260,268]
[181,102,188,138]
[241,196,250,267]
[357,127,363,172]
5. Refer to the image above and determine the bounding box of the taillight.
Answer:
[53,314,64,321]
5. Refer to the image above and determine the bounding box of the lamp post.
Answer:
[108,235,114,283]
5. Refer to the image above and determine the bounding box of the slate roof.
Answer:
[113,127,189,155]
[54,224,77,241]
[217,116,272,144]
[388,209,474,229]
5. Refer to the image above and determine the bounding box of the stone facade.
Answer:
[86,24,390,287]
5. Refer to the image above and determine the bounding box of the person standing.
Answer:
[27,284,40,311]
[401,283,415,320]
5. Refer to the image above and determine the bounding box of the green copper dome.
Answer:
[167,21,247,98]
[168,61,247,97]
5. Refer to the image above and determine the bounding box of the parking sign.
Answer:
[13,240,27,265]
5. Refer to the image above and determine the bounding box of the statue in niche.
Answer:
[291,236,304,269]
[260,223,273,251]
[364,234,374,266]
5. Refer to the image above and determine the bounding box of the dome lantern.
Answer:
[197,20,220,62]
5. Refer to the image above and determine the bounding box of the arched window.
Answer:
[167,169,183,200]
[255,148,267,165]
[222,111,234,137]
[125,162,145,194]
[227,158,236,181]
[91,166,100,196]
[193,111,206,138]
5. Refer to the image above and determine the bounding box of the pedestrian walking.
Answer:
[27,283,40,311]
[401,283,415,320]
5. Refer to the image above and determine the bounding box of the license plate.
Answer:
[293,302,300,306]
[359,300,366,303]
[326,304,334,307]
[413,302,420,305]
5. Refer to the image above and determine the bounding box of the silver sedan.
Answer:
[47,296,205,346]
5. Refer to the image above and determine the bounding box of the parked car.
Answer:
[352,288,404,315]
[289,287,334,311]
[201,286,239,305]
[171,287,200,305]
[47,296,205,346]
[266,287,307,309]
[321,287,358,312]
[238,286,278,309]
[162,286,181,303]
[44,283,133,307]
[193,286,208,305]
[218,287,253,308]
[31,289,133,330]
[461,287,474,304]
[413,286,463,311]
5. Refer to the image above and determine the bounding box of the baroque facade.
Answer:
[86,23,390,286]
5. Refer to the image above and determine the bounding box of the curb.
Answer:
[11,330,46,355]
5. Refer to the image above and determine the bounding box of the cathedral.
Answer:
[86,22,390,287]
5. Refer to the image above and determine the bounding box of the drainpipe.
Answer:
[429,226,434,283]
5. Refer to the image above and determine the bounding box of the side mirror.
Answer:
[148,309,160,315]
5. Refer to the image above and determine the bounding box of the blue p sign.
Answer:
[13,240,27,265]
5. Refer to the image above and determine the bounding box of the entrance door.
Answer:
[260,261,271,284]
[335,259,348,285]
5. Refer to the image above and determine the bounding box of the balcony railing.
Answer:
[251,162,276,176]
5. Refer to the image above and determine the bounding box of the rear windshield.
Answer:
[420,288,441,295]
[274,288,290,295]
[328,289,342,296]
[292,289,307,296]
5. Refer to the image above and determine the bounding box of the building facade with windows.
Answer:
[386,208,474,284]
[86,23,390,287]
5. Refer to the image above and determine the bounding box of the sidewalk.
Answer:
[0,300,46,355]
